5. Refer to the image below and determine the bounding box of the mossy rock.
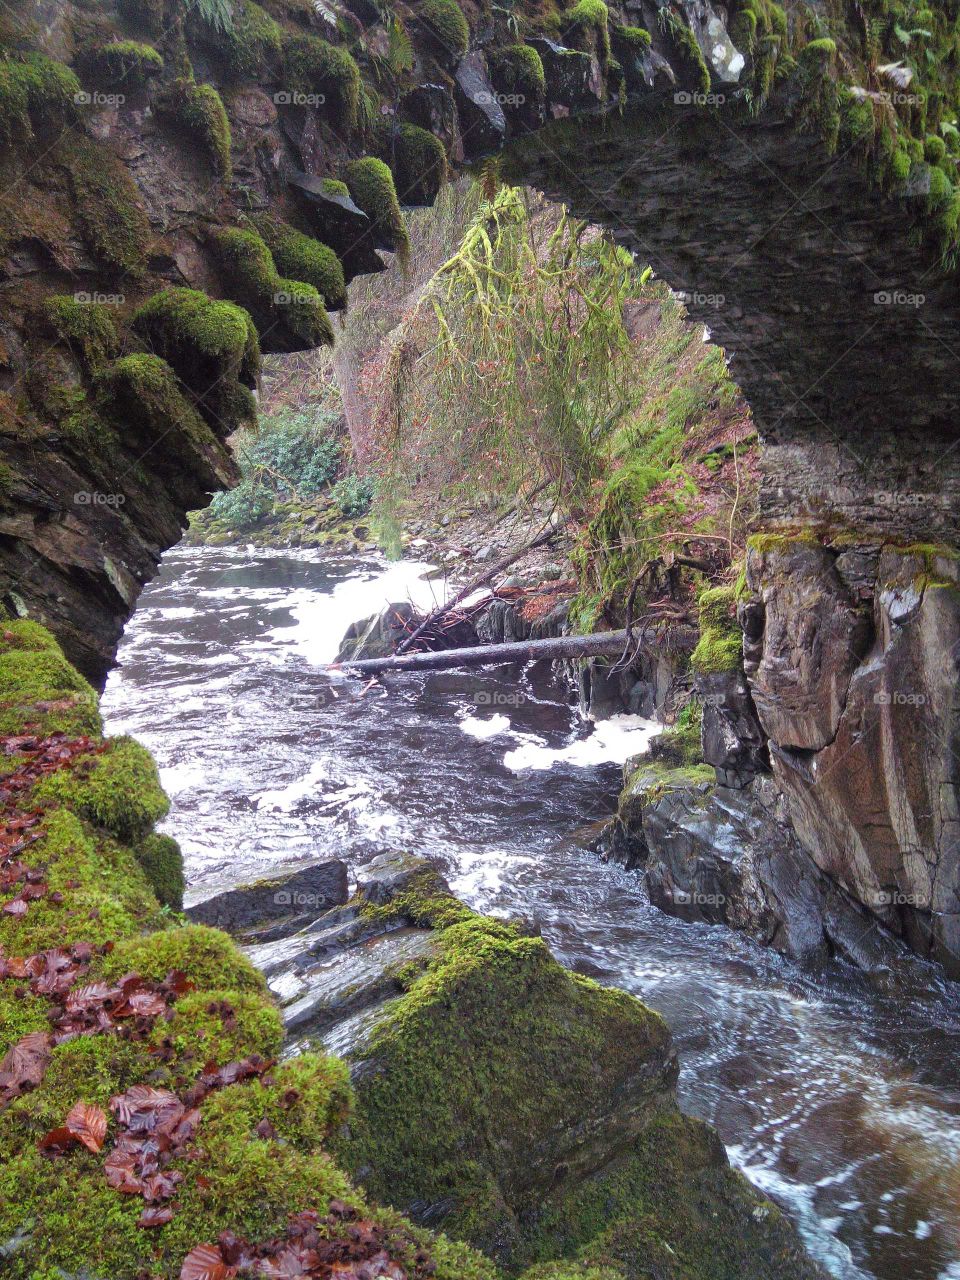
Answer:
[490,44,547,110]
[413,0,470,63]
[343,156,410,260]
[80,39,163,89]
[42,294,118,369]
[393,123,447,206]
[0,52,80,147]
[34,734,170,842]
[562,0,611,66]
[282,32,362,132]
[0,621,101,737]
[150,987,285,1065]
[156,76,232,180]
[101,922,269,993]
[60,129,151,274]
[132,287,260,424]
[134,831,185,909]
[198,0,282,78]
[690,584,742,674]
[334,907,675,1256]
[211,225,335,348]
[250,214,347,310]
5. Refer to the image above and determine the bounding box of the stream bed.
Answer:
[102,544,960,1280]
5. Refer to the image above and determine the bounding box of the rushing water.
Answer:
[102,545,960,1280]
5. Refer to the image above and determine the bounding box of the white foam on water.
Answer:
[256,760,328,811]
[266,560,440,667]
[459,714,513,739]
[503,714,660,771]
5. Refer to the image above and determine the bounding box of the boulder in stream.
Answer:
[186,859,349,940]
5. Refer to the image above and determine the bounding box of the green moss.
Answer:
[335,905,672,1254]
[151,988,285,1065]
[394,123,447,205]
[209,0,282,78]
[34,734,169,841]
[0,53,80,146]
[117,0,164,34]
[250,214,347,310]
[343,156,410,261]
[651,699,703,767]
[690,584,741,674]
[565,0,611,67]
[62,130,151,274]
[322,177,350,197]
[83,39,163,89]
[797,37,836,70]
[42,295,118,369]
[663,11,711,98]
[211,226,335,346]
[0,624,101,737]
[101,923,269,993]
[415,0,470,61]
[134,831,186,909]
[156,77,232,180]
[619,760,715,814]
[282,33,362,132]
[925,133,947,164]
[491,43,547,107]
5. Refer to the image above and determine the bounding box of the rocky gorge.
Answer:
[0,0,959,1274]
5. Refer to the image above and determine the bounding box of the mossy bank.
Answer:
[0,620,825,1280]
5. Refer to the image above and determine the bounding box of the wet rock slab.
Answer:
[186,859,349,940]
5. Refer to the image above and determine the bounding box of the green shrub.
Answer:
[332,473,375,516]
[415,0,469,61]
[343,156,409,259]
[156,77,232,180]
[394,123,447,205]
[251,214,347,309]
[282,33,362,132]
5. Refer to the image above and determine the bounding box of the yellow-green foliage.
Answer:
[42,294,119,369]
[690,584,741,673]
[282,33,362,132]
[415,0,470,61]
[102,922,268,992]
[564,0,611,66]
[211,225,335,346]
[34,735,170,841]
[343,156,410,260]
[394,123,448,205]
[62,130,151,273]
[0,52,80,147]
[83,39,163,89]
[251,214,347,310]
[157,77,232,179]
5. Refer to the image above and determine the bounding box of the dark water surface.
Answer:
[102,545,960,1280]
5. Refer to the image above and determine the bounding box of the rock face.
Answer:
[608,534,960,976]
[745,538,960,973]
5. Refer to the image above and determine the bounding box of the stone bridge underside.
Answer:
[507,104,960,538]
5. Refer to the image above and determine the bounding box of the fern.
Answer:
[192,0,235,33]
[388,16,414,77]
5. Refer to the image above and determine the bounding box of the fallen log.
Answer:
[330,625,695,676]
[395,520,566,656]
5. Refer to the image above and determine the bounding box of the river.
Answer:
[101,544,960,1280]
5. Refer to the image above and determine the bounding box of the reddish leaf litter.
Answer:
[37,1055,274,1231]
[0,732,105,918]
[181,1199,435,1280]
[0,944,193,1106]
